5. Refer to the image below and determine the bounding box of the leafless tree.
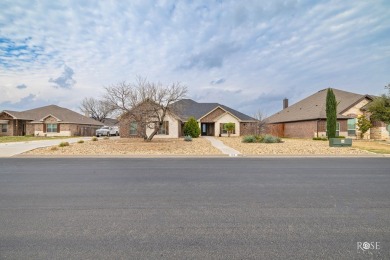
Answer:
[253,109,268,135]
[80,97,113,122]
[104,77,187,141]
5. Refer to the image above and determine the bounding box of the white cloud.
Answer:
[0,0,389,115]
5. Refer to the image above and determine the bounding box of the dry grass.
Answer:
[0,136,74,143]
[352,140,390,154]
[218,137,372,155]
[25,137,221,156]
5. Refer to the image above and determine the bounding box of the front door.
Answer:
[201,123,214,136]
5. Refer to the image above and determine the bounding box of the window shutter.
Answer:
[220,123,223,134]
[166,121,169,135]
[57,124,60,133]
[43,124,46,133]
[233,123,235,134]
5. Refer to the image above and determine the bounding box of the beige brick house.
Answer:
[266,88,389,139]
[119,99,258,138]
[0,105,103,137]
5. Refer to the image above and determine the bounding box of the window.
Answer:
[46,124,58,133]
[157,121,169,135]
[347,119,356,136]
[220,123,235,134]
[1,124,7,133]
[130,122,138,135]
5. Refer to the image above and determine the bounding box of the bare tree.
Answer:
[80,97,113,122]
[104,77,187,141]
[253,109,268,135]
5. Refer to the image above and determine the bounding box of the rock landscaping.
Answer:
[218,137,373,155]
[24,137,221,156]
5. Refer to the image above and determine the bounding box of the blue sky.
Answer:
[0,0,389,116]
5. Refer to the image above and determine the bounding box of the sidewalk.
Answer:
[0,137,93,157]
[202,136,241,156]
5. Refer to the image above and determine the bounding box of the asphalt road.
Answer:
[0,158,389,259]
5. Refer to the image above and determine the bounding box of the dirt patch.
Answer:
[218,137,373,155]
[25,137,221,156]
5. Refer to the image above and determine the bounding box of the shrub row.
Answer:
[242,135,282,143]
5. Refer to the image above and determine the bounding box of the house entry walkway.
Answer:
[202,136,241,156]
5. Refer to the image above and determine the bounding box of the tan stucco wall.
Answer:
[341,99,370,117]
[146,113,180,138]
[214,113,240,137]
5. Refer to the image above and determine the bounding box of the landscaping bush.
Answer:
[313,137,328,141]
[77,140,84,144]
[183,117,200,138]
[184,135,193,142]
[92,137,98,141]
[263,135,282,143]
[58,142,69,147]
[242,135,282,143]
[242,135,257,143]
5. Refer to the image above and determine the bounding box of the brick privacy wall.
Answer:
[240,122,258,136]
[200,108,225,123]
[266,124,284,137]
[284,121,317,138]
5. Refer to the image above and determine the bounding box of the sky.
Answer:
[0,0,389,117]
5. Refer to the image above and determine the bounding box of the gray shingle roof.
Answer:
[170,99,255,121]
[3,105,103,126]
[267,88,373,123]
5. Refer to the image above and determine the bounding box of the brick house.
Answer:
[119,99,258,138]
[266,88,390,139]
[0,105,103,137]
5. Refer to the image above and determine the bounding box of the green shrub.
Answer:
[92,137,98,141]
[263,135,282,143]
[183,117,200,138]
[58,142,69,147]
[313,137,328,141]
[255,135,264,142]
[242,135,257,143]
[184,135,193,142]
[77,140,84,144]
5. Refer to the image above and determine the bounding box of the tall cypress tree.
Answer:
[326,88,337,138]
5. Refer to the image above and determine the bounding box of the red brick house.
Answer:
[119,99,258,138]
[266,88,389,139]
[0,105,103,137]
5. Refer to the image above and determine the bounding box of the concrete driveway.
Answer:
[0,137,94,157]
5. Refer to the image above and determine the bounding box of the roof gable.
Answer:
[170,99,255,121]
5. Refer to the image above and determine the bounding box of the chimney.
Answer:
[283,98,289,109]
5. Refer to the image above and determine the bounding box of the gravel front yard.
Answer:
[25,137,221,156]
[217,137,373,155]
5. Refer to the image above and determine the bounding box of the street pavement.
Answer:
[0,158,389,259]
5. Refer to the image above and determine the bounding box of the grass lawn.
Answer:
[0,136,75,143]
[352,140,390,154]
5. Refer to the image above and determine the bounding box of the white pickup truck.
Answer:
[96,126,119,137]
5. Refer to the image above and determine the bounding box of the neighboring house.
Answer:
[0,105,104,137]
[266,88,390,139]
[119,99,257,138]
[101,118,119,126]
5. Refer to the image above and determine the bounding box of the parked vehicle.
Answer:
[95,126,119,137]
